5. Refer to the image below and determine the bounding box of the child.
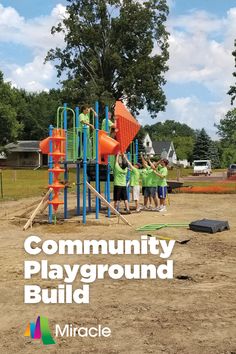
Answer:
[141,154,159,210]
[101,112,115,134]
[78,105,96,157]
[113,153,131,214]
[79,105,96,131]
[123,154,141,212]
[140,166,152,209]
[150,159,169,212]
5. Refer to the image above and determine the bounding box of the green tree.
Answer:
[215,108,236,167]
[208,141,220,168]
[18,89,62,140]
[172,136,194,161]
[0,71,23,146]
[215,108,236,145]
[228,39,236,105]
[46,0,169,116]
[221,146,236,167]
[192,129,211,160]
[144,120,196,140]
[143,120,196,161]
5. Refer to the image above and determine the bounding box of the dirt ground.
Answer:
[0,193,236,354]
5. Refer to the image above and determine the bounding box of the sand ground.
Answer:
[0,193,235,354]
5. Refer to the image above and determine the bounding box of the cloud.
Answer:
[6,55,56,92]
[167,96,227,131]
[0,3,66,51]
[138,95,230,139]
[0,3,67,91]
[166,9,236,97]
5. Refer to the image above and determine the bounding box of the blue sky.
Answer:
[0,0,235,138]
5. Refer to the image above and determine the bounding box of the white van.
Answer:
[193,160,212,176]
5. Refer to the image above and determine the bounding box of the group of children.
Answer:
[113,153,169,214]
[78,105,169,214]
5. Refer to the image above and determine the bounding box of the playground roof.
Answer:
[5,141,40,153]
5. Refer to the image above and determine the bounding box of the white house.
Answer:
[143,133,177,165]
[142,133,155,155]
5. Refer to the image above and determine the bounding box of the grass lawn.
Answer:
[0,169,77,200]
[0,167,232,200]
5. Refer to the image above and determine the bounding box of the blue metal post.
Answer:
[88,176,92,212]
[48,125,53,223]
[95,101,99,219]
[105,105,111,217]
[63,103,68,219]
[83,125,88,224]
[127,151,131,202]
[75,106,80,216]
[76,162,80,216]
[104,182,107,200]
[135,138,138,163]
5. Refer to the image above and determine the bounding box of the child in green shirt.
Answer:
[113,153,130,214]
[150,159,169,212]
[123,154,141,212]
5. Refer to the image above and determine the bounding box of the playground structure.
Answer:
[39,101,141,225]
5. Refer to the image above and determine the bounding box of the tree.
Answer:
[0,71,23,146]
[215,108,236,146]
[143,120,196,161]
[208,141,220,168]
[228,39,236,105]
[221,146,236,167]
[144,120,196,141]
[18,89,62,140]
[215,108,236,167]
[192,129,211,160]
[46,0,169,116]
[172,136,194,161]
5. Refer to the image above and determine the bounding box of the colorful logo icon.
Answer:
[24,316,55,345]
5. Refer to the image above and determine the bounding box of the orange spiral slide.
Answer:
[41,129,66,213]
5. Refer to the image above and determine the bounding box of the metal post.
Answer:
[48,125,53,223]
[75,106,80,160]
[76,162,80,216]
[88,176,92,212]
[63,103,68,219]
[75,106,80,216]
[83,125,88,224]
[0,170,3,198]
[105,105,111,217]
[135,138,139,164]
[127,151,131,202]
[95,101,99,219]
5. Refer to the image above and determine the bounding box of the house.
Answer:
[0,152,6,166]
[143,133,177,165]
[1,141,48,168]
[142,133,155,155]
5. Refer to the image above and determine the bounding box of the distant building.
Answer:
[1,141,47,168]
[143,133,177,165]
[0,152,6,164]
[142,133,155,155]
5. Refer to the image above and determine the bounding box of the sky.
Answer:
[0,0,235,139]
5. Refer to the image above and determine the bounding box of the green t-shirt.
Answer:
[101,119,113,133]
[114,162,127,186]
[157,165,168,187]
[140,168,148,187]
[145,167,158,187]
[79,113,90,132]
[130,167,140,187]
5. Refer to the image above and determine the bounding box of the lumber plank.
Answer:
[23,188,53,230]
[86,182,131,226]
